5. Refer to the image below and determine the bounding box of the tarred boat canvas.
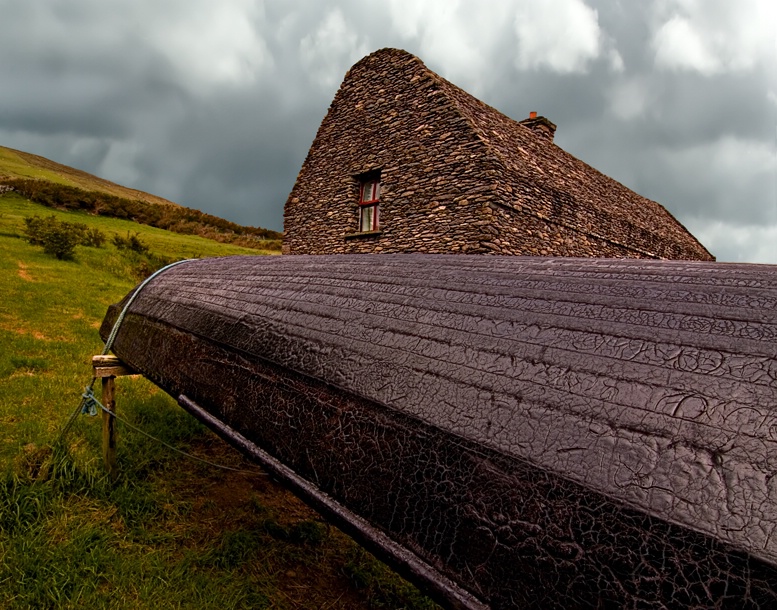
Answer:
[101,254,777,609]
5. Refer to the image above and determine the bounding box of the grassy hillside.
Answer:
[0,145,179,207]
[0,193,435,609]
[0,145,283,250]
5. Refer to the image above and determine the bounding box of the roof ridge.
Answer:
[424,72,664,254]
[421,66,508,198]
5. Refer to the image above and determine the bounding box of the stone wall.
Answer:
[480,201,645,257]
[283,49,497,256]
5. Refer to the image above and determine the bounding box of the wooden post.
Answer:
[101,376,117,479]
[92,355,137,479]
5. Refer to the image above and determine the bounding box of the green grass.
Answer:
[0,192,437,609]
[0,192,266,459]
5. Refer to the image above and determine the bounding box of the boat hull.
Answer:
[101,254,777,609]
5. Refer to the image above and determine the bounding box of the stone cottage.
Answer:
[283,48,713,261]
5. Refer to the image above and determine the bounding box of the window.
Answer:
[358,176,380,232]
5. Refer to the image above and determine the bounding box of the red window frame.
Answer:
[360,179,380,204]
[358,178,380,232]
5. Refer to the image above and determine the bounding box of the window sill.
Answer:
[344,230,383,240]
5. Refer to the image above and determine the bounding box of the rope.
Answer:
[82,387,263,474]
[55,257,263,475]
[57,259,196,444]
[102,258,196,356]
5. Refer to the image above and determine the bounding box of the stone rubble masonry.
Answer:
[283,48,714,261]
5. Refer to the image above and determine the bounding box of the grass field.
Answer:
[0,192,436,609]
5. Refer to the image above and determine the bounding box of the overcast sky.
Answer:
[1,0,774,263]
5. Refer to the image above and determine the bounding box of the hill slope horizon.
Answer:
[1,145,181,207]
[0,145,282,248]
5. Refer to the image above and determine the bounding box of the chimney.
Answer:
[519,112,557,142]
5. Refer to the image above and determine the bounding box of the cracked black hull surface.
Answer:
[101,254,777,609]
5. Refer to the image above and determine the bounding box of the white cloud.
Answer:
[607,48,625,73]
[651,0,776,75]
[147,0,272,88]
[609,77,651,120]
[665,135,776,187]
[652,15,718,75]
[385,0,513,92]
[692,221,777,263]
[513,0,602,73]
[384,0,612,87]
[299,8,368,91]
[2,1,272,93]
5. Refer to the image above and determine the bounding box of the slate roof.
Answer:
[391,48,713,260]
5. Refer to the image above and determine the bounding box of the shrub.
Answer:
[42,226,81,260]
[23,215,48,246]
[23,215,81,260]
[23,215,107,259]
[112,232,149,254]
[81,226,107,248]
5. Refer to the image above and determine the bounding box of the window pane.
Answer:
[361,180,380,202]
[360,205,374,232]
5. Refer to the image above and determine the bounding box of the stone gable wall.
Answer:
[283,49,498,255]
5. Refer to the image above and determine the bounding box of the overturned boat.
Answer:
[101,254,777,609]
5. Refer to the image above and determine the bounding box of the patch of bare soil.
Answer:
[0,319,67,342]
[17,261,34,282]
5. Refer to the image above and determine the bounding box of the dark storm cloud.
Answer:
[0,0,774,261]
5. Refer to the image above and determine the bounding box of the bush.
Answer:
[23,215,48,246]
[43,226,81,260]
[23,215,107,259]
[81,226,107,248]
[23,215,82,260]
[112,232,149,254]
[6,178,283,249]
